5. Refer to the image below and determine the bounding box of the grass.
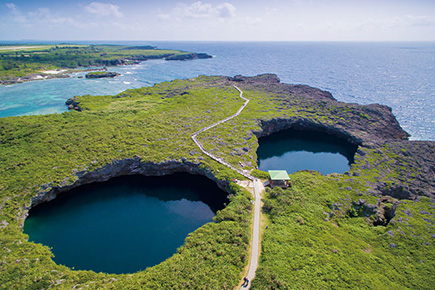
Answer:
[0,45,87,53]
[252,172,435,289]
[0,44,198,81]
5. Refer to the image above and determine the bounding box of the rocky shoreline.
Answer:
[0,72,70,85]
[0,53,213,86]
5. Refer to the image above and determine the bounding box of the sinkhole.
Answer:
[24,173,228,274]
[257,128,358,175]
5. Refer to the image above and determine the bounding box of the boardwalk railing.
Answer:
[190,86,253,181]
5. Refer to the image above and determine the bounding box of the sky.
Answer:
[0,0,434,41]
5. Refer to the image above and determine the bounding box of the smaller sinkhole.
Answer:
[257,129,358,175]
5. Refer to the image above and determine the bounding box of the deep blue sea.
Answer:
[1,41,434,140]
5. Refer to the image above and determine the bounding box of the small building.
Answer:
[267,170,290,188]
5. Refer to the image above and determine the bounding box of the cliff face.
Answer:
[227,74,409,145]
[31,158,229,208]
[229,74,335,100]
[223,74,432,200]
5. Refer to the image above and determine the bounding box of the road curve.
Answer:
[189,86,263,289]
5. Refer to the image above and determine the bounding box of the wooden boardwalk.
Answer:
[190,86,262,289]
[190,86,252,180]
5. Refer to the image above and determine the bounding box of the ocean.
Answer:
[0,41,434,140]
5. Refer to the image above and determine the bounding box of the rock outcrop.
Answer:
[165,53,213,61]
[226,74,409,145]
[65,97,81,111]
[85,71,120,79]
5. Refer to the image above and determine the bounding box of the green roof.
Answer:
[268,170,290,180]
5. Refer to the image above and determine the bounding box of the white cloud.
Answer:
[400,15,434,27]
[241,16,262,26]
[5,3,17,10]
[85,2,123,18]
[27,8,78,26]
[215,3,236,18]
[157,13,171,20]
[176,1,236,19]
[4,3,27,23]
[3,4,84,30]
[350,15,435,31]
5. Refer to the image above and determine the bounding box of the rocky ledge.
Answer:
[227,74,409,145]
[223,74,433,200]
[30,158,229,208]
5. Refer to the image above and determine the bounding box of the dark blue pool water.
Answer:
[24,173,228,274]
[257,129,358,175]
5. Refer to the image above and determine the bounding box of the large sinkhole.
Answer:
[24,173,228,274]
[257,129,358,175]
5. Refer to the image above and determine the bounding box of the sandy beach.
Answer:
[42,69,68,75]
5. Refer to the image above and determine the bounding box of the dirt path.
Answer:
[190,86,264,289]
[241,179,264,289]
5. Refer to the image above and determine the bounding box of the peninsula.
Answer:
[0,74,433,289]
[0,44,212,85]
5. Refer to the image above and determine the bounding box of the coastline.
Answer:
[0,53,212,85]
[0,44,212,86]
[1,74,434,289]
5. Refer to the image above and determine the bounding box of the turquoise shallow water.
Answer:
[1,41,434,140]
[24,173,228,274]
[257,129,358,175]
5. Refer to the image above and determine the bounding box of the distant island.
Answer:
[85,71,120,79]
[0,44,212,85]
[1,74,433,289]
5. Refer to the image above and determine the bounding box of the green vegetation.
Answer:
[0,75,433,288]
[0,44,192,82]
[85,71,119,79]
[253,172,435,289]
[86,71,111,76]
[251,169,269,180]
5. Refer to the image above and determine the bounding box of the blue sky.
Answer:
[1,0,434,41]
